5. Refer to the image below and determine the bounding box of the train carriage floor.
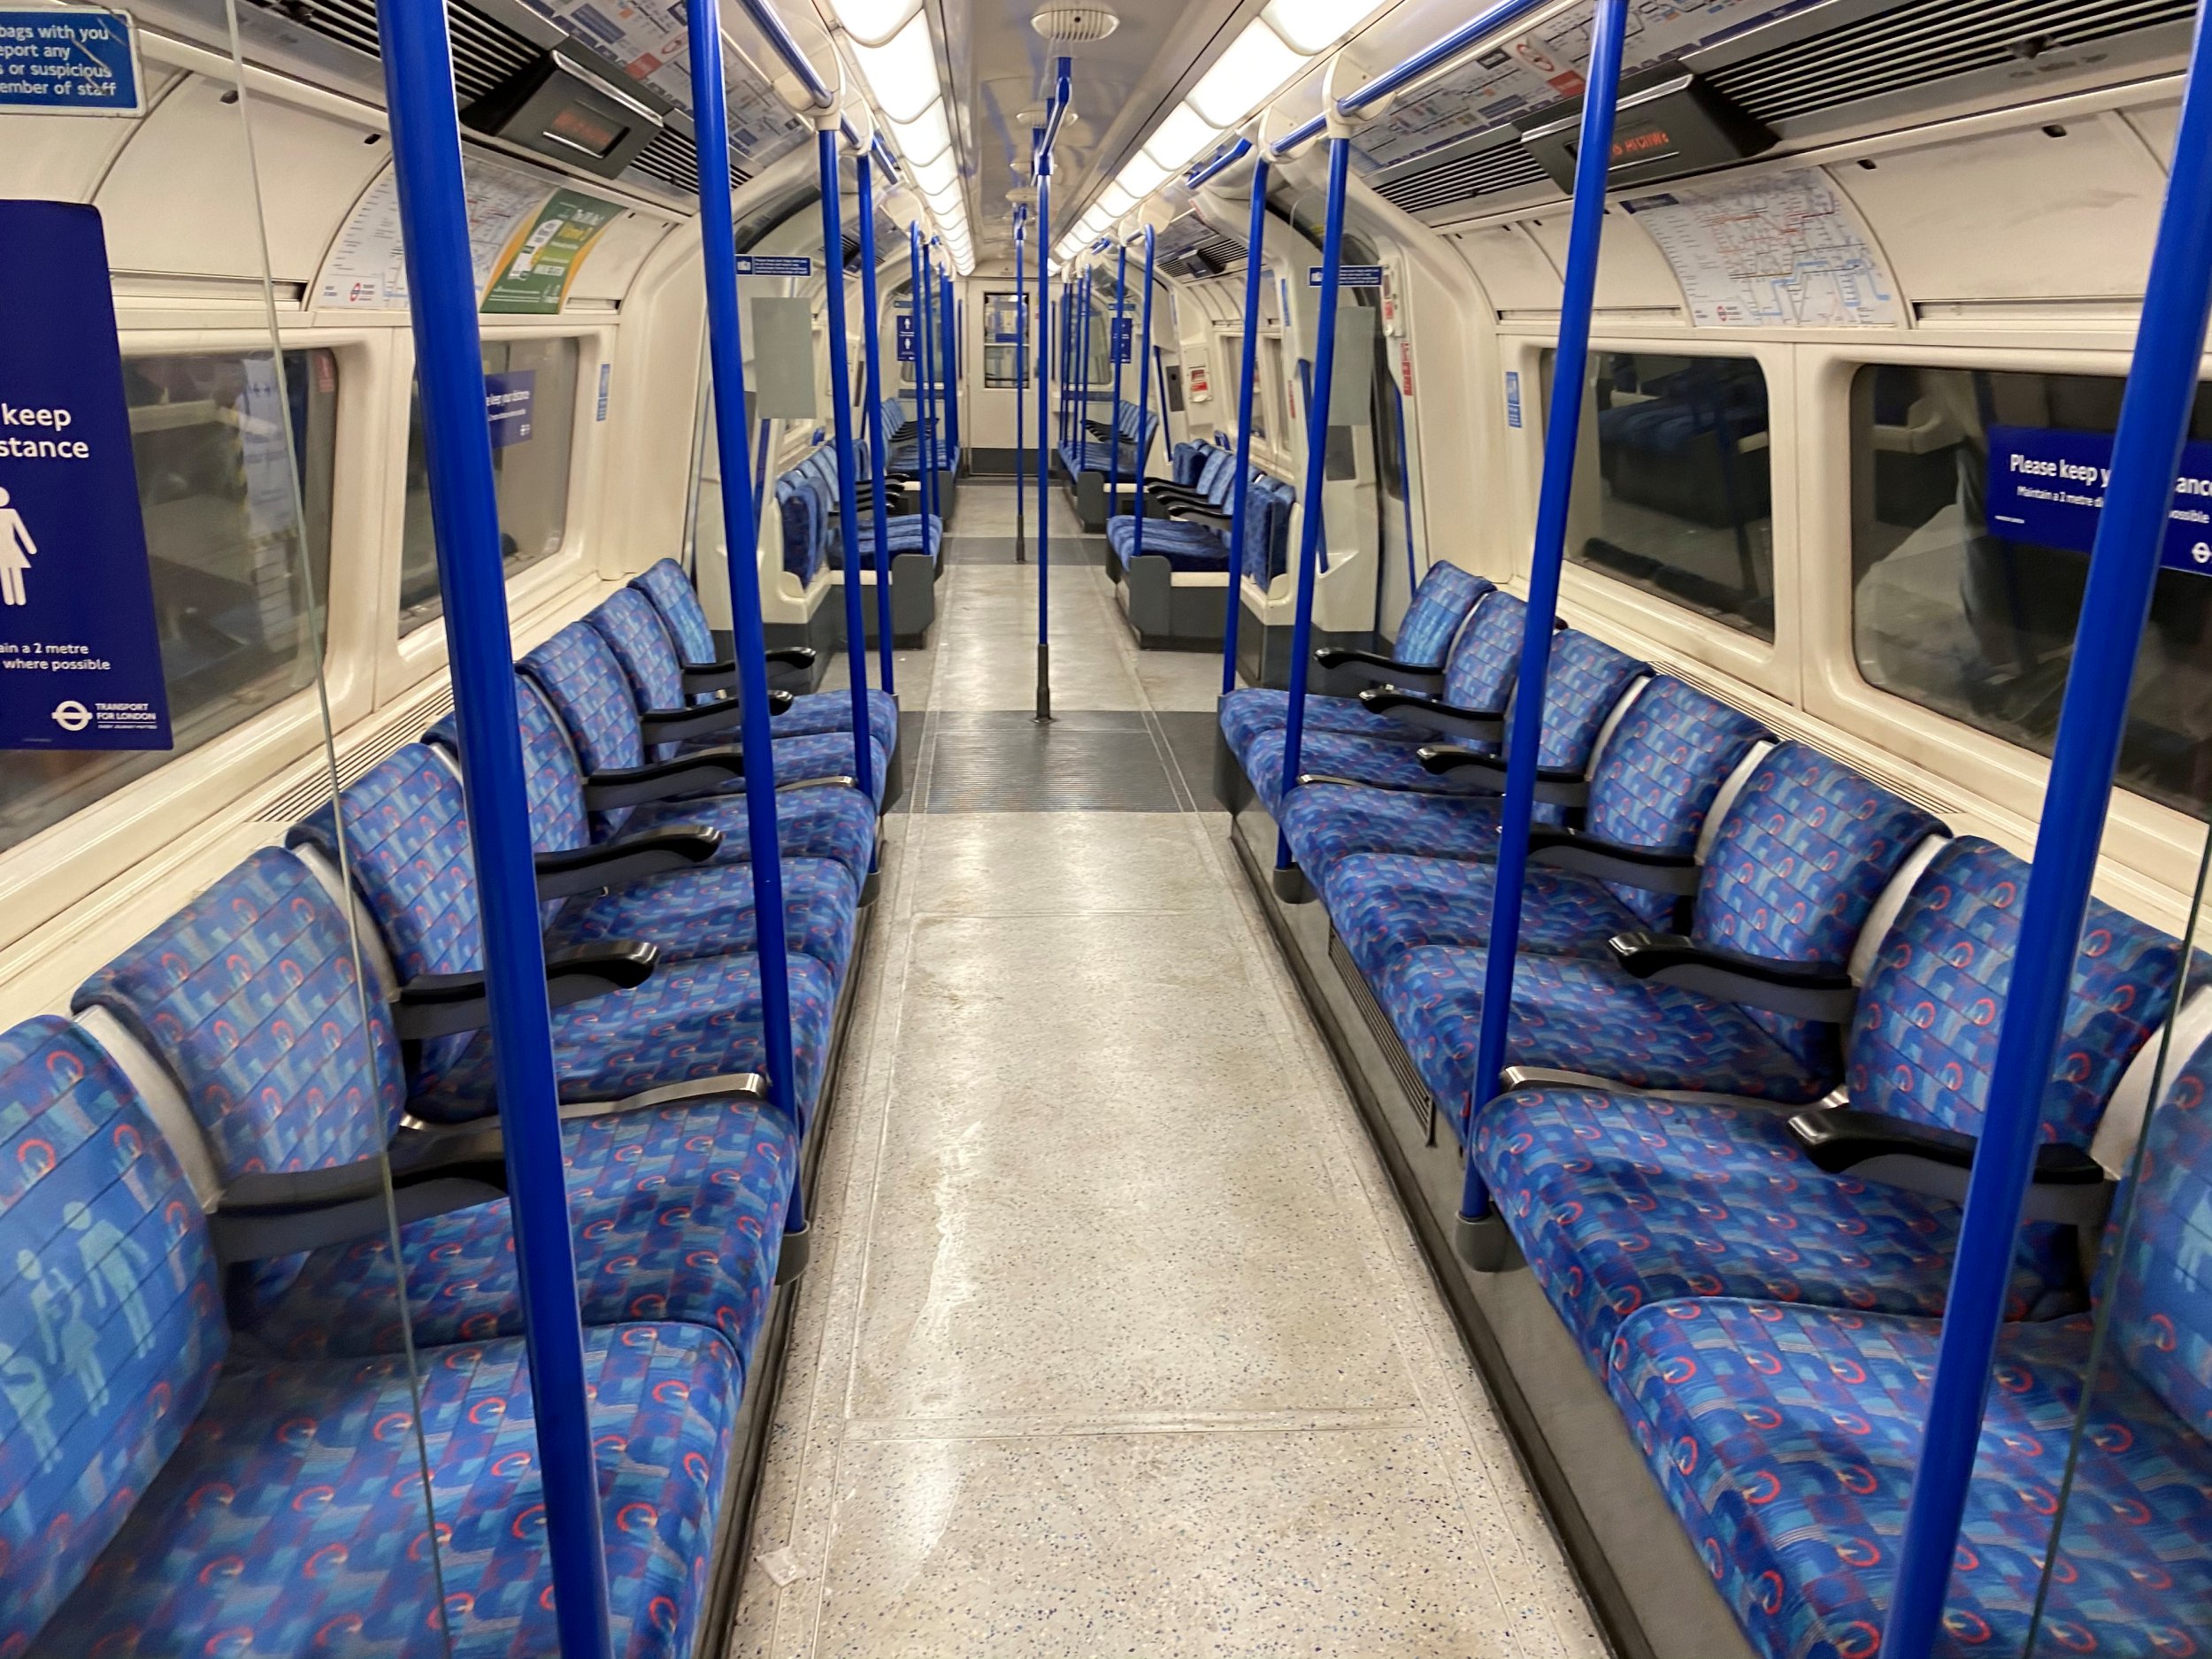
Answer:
[735,479,1604,1657]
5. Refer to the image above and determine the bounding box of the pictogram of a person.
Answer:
[0,488,35,607]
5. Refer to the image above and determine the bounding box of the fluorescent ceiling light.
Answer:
[850,14,938,123]
[1115,151,1171,199]
[911,150,958,196]
[1142,102,1222,169]
[1260,0,1383,55]
[888,98,952,165]
[920,178,961,212]
[1187,19,1305,127]
[831,0,919,45]
[1097,183,1135,218]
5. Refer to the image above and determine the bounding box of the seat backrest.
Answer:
[2107,1029,2212,1436]
[634,558,717,666]
[0,1015,226,1650]
[1442,590,1530,711]
[1687,742,1943,1073]
[522,622,653,831]
[1847,836,2181,1147]
[1198,447,1237,502]
[1581,676,1767,926]
[1392,562,1492,670]
[588,588,688,717]
[774,473,814,580]
[1171,441,1208,487]
[1518,631,1649,774]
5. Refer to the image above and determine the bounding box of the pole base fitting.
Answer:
[1455,1211,1513,1272]
[1271,863,1313,903]
[1035,642,1053,722]
[775,1221,813,1285]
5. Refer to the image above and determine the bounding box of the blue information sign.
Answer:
[1309,265,1385,288]
[736,255,813,277]
[1111,317,1133,364]
[0,202,168,751]
[896,313,916,363]
[1505,370,1522,429]
[1986,424,2212,576]
[0,9,141,114]
[595,360,611,421]
[485,370,536,448]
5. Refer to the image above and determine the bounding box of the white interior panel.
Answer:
[0,67,179,203]
[2124,99,2182,165]
[567,210,675,303]
[1523,207,1684,313]
[1451,223,1561,313]
[1832,116,2166,302]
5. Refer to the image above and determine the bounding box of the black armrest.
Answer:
[1608,931,1855,1022]
[396,941,659,1041]
[1366,690,1509,745]
[1314,647,1446,695]
[534,826,720,899]
[765,648,817,672]
[583,749,743,810]
[1083,419,1114,438]
[209,1125,510,1264]
[638,696,741,745]
[1525,826,1699,889]
[1168,504,1232,529]
[1144,480,1216,506]
[1787,1109,2109,1224]
[1414,747,1587,805]
[680,657,738,695]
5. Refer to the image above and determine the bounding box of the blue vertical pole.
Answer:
[686,0,803,1229]
[1220,156,1270,695]
[1034,119,1054,720]
[1273,134,1353,869]
[817,124,874,805]
[1390,374,1421,620]
[1108,241,1129,518]
[1132,226,1156,560]
[856,153,895,694]
[370,2,613,1653]
[918,239,940,518]
[1076,268,1094,458]
[941,267,960,463]
[1881,11,2212,1655]
[1460,0,1628,1209]
[1014,207,1028,563]
[906,226,933,530]
[1056,277,1072,443]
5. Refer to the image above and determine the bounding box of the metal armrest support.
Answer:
[1526,826,1699,890]
[395,941,659,1041]
[1314,648,1446,695]
[582,749,745,810]
[534,826,720,899]
[209,1125,509,1263]
[1369,691,1510,746]
[1608,931,1855,1021]
[1788,1108,2110,1225]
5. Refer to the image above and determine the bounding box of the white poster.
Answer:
[1621,168,1901,328]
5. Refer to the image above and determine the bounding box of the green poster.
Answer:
[481,188,623,314]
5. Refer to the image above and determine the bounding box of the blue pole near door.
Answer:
[685,0,803,1233]
[1132,225,1156,563]
[907,225,933,531]
[856,151,895,693]
[1107,240,1128,518]
[1219,152,1270,696]
[1458,0,1628,1228]
[1881,6,2212,1652]
[919,239,941,521]
[817,122,874,806]
[941,265,960,464]
[1272,133,1352,874]
[369,1,613,1652]
[1015,204,1028,563]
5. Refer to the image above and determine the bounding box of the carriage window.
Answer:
[398,335,579,635]
[1851,364,2212,818]
[1543,349,1775,640]
[982,291,1025,388]
[0,348,339,856]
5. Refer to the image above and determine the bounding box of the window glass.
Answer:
[1852,363,2212,817]
[0,347,338,855]
[1252,335,1279,446]
[1544,349,1775,639]
[982,290,1025,388]
[399,335,579,634]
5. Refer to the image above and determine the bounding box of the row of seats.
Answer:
[776,445,943,586]
[1217,561,2212,1655]
[0,560,889,1655]
[1055,396,1157,483]
[1105,442,1296,582]
[880,395,955,480]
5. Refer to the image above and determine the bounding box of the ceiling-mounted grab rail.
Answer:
[1187,135,1253,188]
[734,0,836,107]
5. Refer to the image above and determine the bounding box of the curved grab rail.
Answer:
[1187,135,1254,188]
[734,0,835,108]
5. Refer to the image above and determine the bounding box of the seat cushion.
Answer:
[769,687,900,752]
[237,1096,796,1366]
[1279,782,1508,879]
[675,727,892,807]
[1473,1088,2076,1371]
[1323,853,1650,981]
[414,950,837,1126]
[1218,687,1411,756]
[35,1324,736,1659]
[1380,945,1831,1141]
[1609,1299,2212,1659]
[548,855,860,974]
[1244,729,1495,814]
[626,785,877,885]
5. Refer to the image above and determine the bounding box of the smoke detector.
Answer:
[1031,6,1118,42]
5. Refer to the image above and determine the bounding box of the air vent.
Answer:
[1193,232,1246,269]
[1030,5,1118,42]
[1374,142,1546,214]
[632,127,705,195]
[252,687,456,824]
[1704,0,2198,124]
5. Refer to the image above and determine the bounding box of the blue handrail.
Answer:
[371,2,613,1651]
[1388,372,1420,627]
[919,239,941,501]
[1218,154,1271,695]
[1459,0,1628,1222]
[1272,132,1352,870]
[1187,135,1253,188]
[856,150,896,692]
[906,225,934,528]
[1132,223,1157,563]
[733,0,834,108]
[1345,0,1555,117]
[1880,7,2212,1654]
[1034,109,1058,718]
[1271,111,1325,158]
[817,125,875,806]
[687,0,804,1230]
[1108,240,1129,518]
[1015,202,1029,564]
[1075,265,1094,459]
[941,266,961,460]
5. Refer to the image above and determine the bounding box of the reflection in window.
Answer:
[399,336,578,634]
[1550,349,1775,640]
[0,348,338,856]
[1852,364,2212,818]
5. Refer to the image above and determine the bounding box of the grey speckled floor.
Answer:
[731,484,1603,1659]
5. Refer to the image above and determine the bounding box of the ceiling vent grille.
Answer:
[1030,5,1118,42]
[1193,231,1247,269]
[632,127,705,195]
[1374,142,1546,214]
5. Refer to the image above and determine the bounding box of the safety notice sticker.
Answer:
[0,8,142,115]
[0,201,169,750]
